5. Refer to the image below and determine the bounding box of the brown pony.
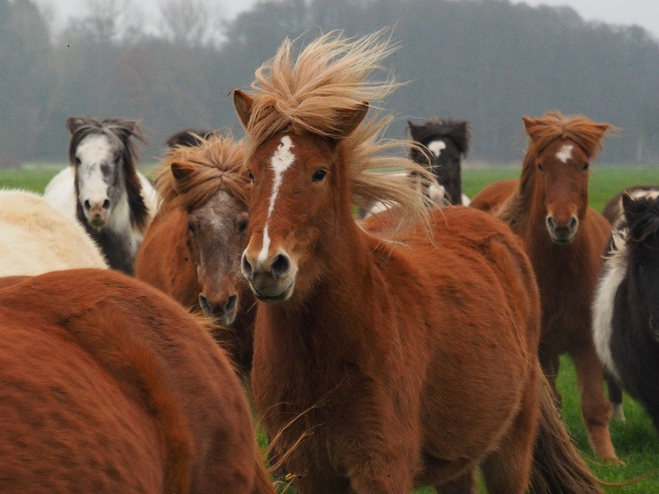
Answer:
[135,134,255,375]
[233,31,602,493]
[0,269,274,494]
[471,112,617,461]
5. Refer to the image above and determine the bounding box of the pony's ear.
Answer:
[334,101,369,138]
[67,117,87,135]
[622,192,647,224]
[522,116,538,135]
[171,162,195,180]
[591,122,613,143]
[233,90,254,128]
[408,120,421,141]
[450,121,470,156]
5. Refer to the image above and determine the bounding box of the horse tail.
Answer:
[530,373,603,494]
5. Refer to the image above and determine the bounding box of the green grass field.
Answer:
[3,164,659,492]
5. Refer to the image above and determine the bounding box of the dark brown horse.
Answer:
[0,269,273,493]
[233,31,602,493]
[135,134,255,375]
[471,111,617,461]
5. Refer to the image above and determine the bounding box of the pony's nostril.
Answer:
[546,216,555,231]
[198,295,211,315]
[569,216,578,232]
[102,199,110,209]
[225,295,237,313]
[271,254,290,279]
[241,252,254,280]
[84,200,91,210]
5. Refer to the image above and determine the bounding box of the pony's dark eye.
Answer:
[75,157,81,166]
[538,163,543,172]
[187,220,197,236]
[247,170,254,182]
[312,169,327,183]
[237,219,248,234]
[583,163,589,171]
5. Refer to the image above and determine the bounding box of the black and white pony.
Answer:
[593,189,659,432]
[43,117,159,274]
[408,118,471,206]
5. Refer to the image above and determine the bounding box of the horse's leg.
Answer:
[571,345,618,461]
[433,469,477,494]
[480,370,540,494]
[606,375,625,422]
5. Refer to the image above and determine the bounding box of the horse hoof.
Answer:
[611,404,626,422]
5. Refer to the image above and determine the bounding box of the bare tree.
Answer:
[82,0,139,42]
[159,0,219,47]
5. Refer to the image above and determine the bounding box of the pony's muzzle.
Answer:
[84,198,111,228]
[199,293,238,326]
[241,249,296,303]
[546,214,578,244]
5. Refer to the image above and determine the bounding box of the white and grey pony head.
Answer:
[67,116,149,232]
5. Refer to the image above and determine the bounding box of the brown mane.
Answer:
[499,111,613,225]
[241,30,434,228]
[154,133,249,213]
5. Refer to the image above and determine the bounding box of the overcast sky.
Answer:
[39,0,659,39]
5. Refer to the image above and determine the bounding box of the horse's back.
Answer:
[0,269,270,493]
[135,205,200,309]
[0,190,107,275]
[0,311,166,493]
[470,178,519,214]
[43,167,78,218]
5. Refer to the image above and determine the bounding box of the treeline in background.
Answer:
[3,0,659,167]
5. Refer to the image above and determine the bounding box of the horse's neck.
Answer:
[260,222,381,358]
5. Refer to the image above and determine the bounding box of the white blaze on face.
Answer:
[76,134,113,207]
[555,143,574,164]
[427,140,447,158]
[258,135,295,264]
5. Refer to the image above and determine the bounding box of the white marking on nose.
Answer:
[427,140,447,158]
[556,144,574,163]
[257,135,295,264]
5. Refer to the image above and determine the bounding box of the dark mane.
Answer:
[624,195,659,246]
[67,116,150,232]
[408,119,470,156]
[498,111,613,226]
[165,129,221,149]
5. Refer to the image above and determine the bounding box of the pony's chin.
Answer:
[549,233,575,245]
[251,280,295,304]
[216,311,237,327]
[88,217,107,229]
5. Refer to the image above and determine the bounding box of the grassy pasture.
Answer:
[3,164,659,492]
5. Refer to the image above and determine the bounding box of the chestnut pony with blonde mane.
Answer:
[471,112,617,461]
[135,134,255,375]
[233,31,602,493]
[0,269,274,493]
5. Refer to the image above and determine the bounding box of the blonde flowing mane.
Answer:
[242,30,435,229]
[498,111,613,225]
[154,134,249,212]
